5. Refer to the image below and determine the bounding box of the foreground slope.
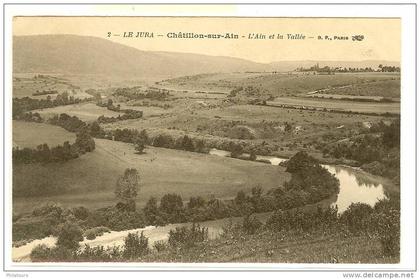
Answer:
[13,138,289,214]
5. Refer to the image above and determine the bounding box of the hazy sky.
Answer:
[13,17,400,63]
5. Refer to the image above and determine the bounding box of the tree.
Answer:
[181,135,194,151]
[134,139,145,154]
[35,143,51,163]
[56,222,83,250]
[75,129,95,153]
[143,197,159,225]
[285,151,319,173]
[194,139,206,153]
[382,120,400,148]
[138,130,149,145]
[123,232,149,259]
[159,194,185,222]
[249,150,257,161]
[187,196,206,209]
[89,121,104,138]
[229,142,243,158]
[115,168,140,211]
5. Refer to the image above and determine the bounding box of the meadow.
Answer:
[314,78,400,98]
[13,120,76,148]
[34,102,121,122]
[162,72,400,97]
[267,97,400,114]
[13,74,92,100]
[13,138,289,214]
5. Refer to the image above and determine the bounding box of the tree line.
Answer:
[96,99,143,124]
[13,93,91,118]
[28,193,399,262]
[112,86,170,101]
[13,129,95,165]
[324,119,400,179]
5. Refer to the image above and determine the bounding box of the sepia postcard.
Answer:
[1,2,418,277]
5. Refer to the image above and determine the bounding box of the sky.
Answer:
[13,17,400,64]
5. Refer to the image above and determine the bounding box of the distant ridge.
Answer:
[13,34,400,77]
[13,34,267,77]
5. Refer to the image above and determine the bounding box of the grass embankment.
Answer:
[142,229,398,264]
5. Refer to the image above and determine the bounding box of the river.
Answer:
[12,149,388,262]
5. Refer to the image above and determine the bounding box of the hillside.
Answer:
[13,35,399,78]
[13,138,289,214]
[13,35,266,77]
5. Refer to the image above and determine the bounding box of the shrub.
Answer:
[30,244,53,262]
[84,226,111,240]
[159,193,186,223]
[76,244,121,262]
[30,245,73,262]
[285,151,319,173]
[72,206,90,221]
[242,215,262,235]
[339,203,374,233]
[370,197,400,257]
[153,241,167,253]
[266,206,339,233]
[56,222,84,250]
[114,168,140,212]
[123,232,150,259]
[168,223,208,248]
[143,197,159,225]
[87,207,145,231]
[32,203,63,218]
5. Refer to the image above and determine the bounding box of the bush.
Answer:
[13,203,66,241]
[30,244,53,262]
[159,193,186,223]
[153,241,167,253]
[123,232,150,259]
[32,203,63,218]
[72,206,90,221]
[84,226,111,240]
[370,197,400,257]
[30,245,73,262]
[143,197,159,225]
[114,168,140,212]
[339,203,374,233]
[285,151,319,173]
[266,206,339,233]
[56,222,84,250]
[86,207,145,231]
[76,244,121,262]
[168,223,208,248]
[242,215,262,234]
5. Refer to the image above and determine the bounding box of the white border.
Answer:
[1,2,417,273]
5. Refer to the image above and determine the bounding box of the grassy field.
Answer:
[315,79,400,98]
[13,74,90,99]
[34,102,121,122]
[13,120,76,148]
[268,97,400,114]
[13,138,289,214]
[162,72,400,98]
[102,103,389,152]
